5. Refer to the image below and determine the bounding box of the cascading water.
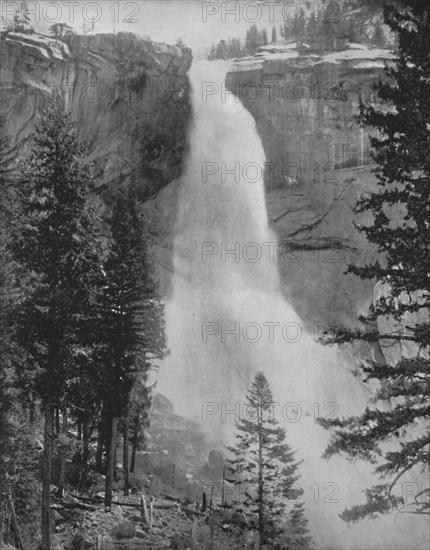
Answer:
[157,60,427,549]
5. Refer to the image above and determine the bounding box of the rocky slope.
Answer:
[50,495,245,550]
[226,42,393,329]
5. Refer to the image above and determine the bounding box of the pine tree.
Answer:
[226,373,311,548]
[291,14,306,42]
[281,502,313,550]
[0,118,16,227]
[279,24,285,40]
[12,1,33,33]
[0,119,19,542]
[271,25,277,44]
[207,38,244,60]
[229,38,243,58]
[261,28,268,47]
[215,39,228,60]
[208,43,217,60]
[13,95,103,549]
[245,24,260,53]
[319,1,430,521]
[49,23,75,38]
[96,190,166,505]
[66,352,102,490]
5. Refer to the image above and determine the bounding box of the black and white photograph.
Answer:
[0,1,429,548]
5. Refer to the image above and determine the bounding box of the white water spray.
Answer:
[157,61,428,549]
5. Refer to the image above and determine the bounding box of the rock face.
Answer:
[0,31,192,204]
[226,43,392,328]
[1,30,192,297]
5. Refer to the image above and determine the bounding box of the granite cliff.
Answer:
[0,30,191,208]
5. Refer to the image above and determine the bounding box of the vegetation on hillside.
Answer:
[207,1,391,61]
[3,0,34,34]
[0,98,165,549]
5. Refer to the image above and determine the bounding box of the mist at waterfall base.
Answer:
[155,61,427,549]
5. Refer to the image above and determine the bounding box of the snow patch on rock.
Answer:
[5,32,70,60]
[230,42,392,73]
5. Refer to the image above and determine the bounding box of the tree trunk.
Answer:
[57,411,67,498]
[9,490,24,550]
[149,498,154,531]
[41,403,53,550]
[29,392,35,424]
[130,440,137,474]
[81,418,90,489]
[123,416,130,496]
[130,425,139,473]
[221,466,226,508]
[114,445,118,481]
[257,405,264,549]
[95,415,104,472]
[209,512,214,550]
[55,407,60,434]
[141,495,149,524]
[105,414,118,507]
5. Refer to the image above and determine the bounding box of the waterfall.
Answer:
[156,60,427,549]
